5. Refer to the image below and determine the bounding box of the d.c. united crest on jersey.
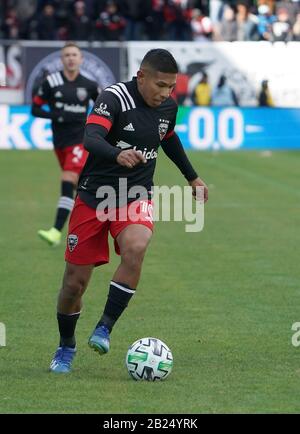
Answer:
[158,121,169,141]
[77,87,88,101]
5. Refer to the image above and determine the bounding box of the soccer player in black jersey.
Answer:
[49,49,208,373]
[32,42,98,247]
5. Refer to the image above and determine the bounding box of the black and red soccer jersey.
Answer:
[78,77,198,208]
[32,71,98,148]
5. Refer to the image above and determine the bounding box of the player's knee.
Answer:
[122,241,148,269]
[62,272,87,300]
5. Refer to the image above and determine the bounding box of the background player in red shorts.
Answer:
[32,42,98,247]
[49,48,208,373]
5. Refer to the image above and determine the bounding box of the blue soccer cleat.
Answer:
[49,346,76,373]
[88,325,110,355]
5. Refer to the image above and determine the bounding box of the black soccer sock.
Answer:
[57,311,80,348]
[54,181,74,231]
[97,281,136,332]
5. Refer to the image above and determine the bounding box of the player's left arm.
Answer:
[161,132,208,203]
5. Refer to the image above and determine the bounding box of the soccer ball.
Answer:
[126,337,173,381]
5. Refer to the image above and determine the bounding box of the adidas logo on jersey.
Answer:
[123,123,135,131]
[55,91,63,98]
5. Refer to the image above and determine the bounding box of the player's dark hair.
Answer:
[141,49,178,74]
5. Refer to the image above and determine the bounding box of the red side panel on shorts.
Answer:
[86,115,112,131]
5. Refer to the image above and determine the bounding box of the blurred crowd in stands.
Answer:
[0,0,299,42]
[191,73,274,106]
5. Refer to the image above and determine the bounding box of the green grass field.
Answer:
[1,149,300,414]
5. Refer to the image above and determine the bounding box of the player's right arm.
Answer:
[31,79,57,120]
[84,91,145,168]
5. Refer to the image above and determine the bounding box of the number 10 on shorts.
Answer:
[141,201,153,223]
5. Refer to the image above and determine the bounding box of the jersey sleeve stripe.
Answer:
[165,130,175,139]
[86,114,112,131]
[117,83,136,109]
[105,88,126,112]
[51,73,59,87]
[47,75,55,88]
[56,72,64,85]
[33,95,47,105]
[111,85,130,110]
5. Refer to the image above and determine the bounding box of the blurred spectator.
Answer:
[219,5,237,41]
[258,79,274,106]
[37,4,57,40]
[36,0,73,15]
[85,0,106,20]
[144,0,165,41]
[292,12,300,40]
[95,0,126,41]
[119,0,151,41]
[13,0,37,22]
[54,0,74,30]
[1,0,37,36]
[209,0,224,25]
[1,0,300,42]
[35,0,74,39]
[236,1,259,40]
[211,75,239,106]
[191,8,213,41]
[257,4,276,40]
[164,0,193,41]
[0,4,4,39]
[271,6,293,41]
[2,7,20,39]
[192,72,211,106]
[69,1,91,41]
[276,0,299,25]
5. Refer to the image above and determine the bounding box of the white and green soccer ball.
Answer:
[126,337,173,381]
